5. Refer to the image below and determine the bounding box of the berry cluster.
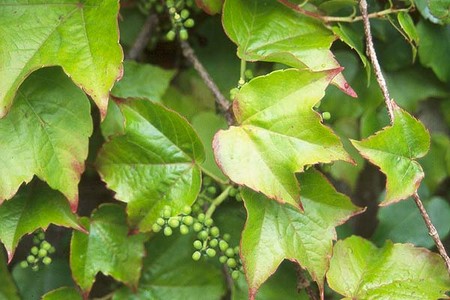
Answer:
[19,229,55,271]
[152,205,194,236]
[165,0,196,41]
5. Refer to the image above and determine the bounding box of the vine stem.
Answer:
[359,0,395,123]
[413,192,450,274]
[179,40,234,125]
[205,186,232,219]
[126,13,158,60]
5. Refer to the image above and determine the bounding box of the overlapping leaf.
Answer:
[70,204,147,294]
[240,169,361,299]
[96,99,205,231]
[42,287,82,300]
[222,0,356,96]
[196,0,223,14]
[0,0,122,118]
[0,182,83,262]
[327,236,450,299]
[351,105,430,205]
[0,250,20,300]
[213,69,351,208]
[114,234,226,299]
[0,68,92,211]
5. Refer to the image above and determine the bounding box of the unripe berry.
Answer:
[163,227,173,236]
[192,251,201,261]
[41,241,51,251]
[183,215,194,226]
[152,224,162,233]
[210,226,220,237]
[209,239,218,248]
[198,230,208,241]
[204,218,214,227]
[206,248,216,257]
[27,255,36,264]
[206,186,217,195]
[235,194,242,202]
[223,233,231,241]
[37,232,45,240]
[322,112,331,120]
[168,218,180,228]
[31,246,39,255]
[180,9,190,19]
[38,249,47,258]
[182,205,192,215]
[31,265,39,272]
[234,246,240,254]
[42,257,52,265]
[232,270,240,280]
[219,255,227,264]
[219,240,229,252]
[225,248,234,258]
[48,246,56,254]
[180,224,189,235]
[156,218,165,226]
[162,206,172,219]
[197,213,205,222]
[184,18,195,28]
[166,30,176,42]
[227,258,237,268]
[193,222,203,232]
[228,188,238,197]
[193,240,203,250]
[19,261,28,268]
[230,88,239,100]
[179,29,189,41]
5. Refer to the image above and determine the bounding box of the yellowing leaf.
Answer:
[213,69,351,208]
[240,170,361,299]
[0,0,123,118]
[351,106,430,205]
[327,236,450,299]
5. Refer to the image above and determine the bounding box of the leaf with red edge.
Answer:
[351,105,430,205]
[222,0,356,97]
[213,69,351,208]
[240,169,362,299]
[196,0,223,14]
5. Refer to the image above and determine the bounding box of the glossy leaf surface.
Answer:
[351,106,430,205]
[327,236,450,299]
[214,69,350,208]
[70,204,147,293]
[0,0,122,118]
[196,0,223,14]
[97,99,204,231]
[42,287,82,300]
[0,68,92,211]
[240,169,361,298]
[0,250,19,300]
[0,182,83,261]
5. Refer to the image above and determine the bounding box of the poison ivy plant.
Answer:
[41,287,82,300]
[0,250,20,300]
[0,0,122,118]
[214,69,351,208]
[327,236,450,299]
[0,68,92,211]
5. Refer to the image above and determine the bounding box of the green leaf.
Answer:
[111,61,176,101]
[213,69,351,208]
[0,0,122,118]
[327,236,450,299]
[417,21,450,82]
[351,106,430,205]
[96,99,205,231]
[42,287,82,300]
[0,68,92,211]
[12,259,75,300]
[429,0,450,23]
[113,233,226,300]
[195,0,223,14]
[373,196,450,248]
[222,0,356,97]
[240,169,361,298]
[70,204,147,294]
[419,134,450,192]
[0,182,83,262]
[397,12,419,59]
[0,249,20,300]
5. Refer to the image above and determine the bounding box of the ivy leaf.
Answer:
[114,234,226,299]
[0,249,20,300]
[213,69,351,208]
[222,0,356,97]
[240,169,361,299]
[0,0,122,118]
[327,236,450,299]
[351,105,430,205]
[70,204,147,294]
[429,0,450,23]
[96,99,205,231]
[42,287,82,300]
[195,0,223,14]
[0,182,83,262]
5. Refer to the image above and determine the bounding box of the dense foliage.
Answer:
[1,0,450,299]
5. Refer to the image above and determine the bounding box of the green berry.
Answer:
[31,265,39,272]
[219,240,229,252]
[180,224,189,235]
[152,223,162,233]
[227,258,237,268]
[166,30,176,41]
[41,241,51,251]
[180,9,190,19]
[234,246,240,254]
[184,18,195,28]
[193,222,203,232]
[198,230,208,241]
[244,69,254,80]
[322,111,331,120]
[228,188,238,197]
[192,251,202,261]
[168,217,180,228]
[219,255,227,264]
[206,248,216,257]
[19,261,28,268]
[206,186,217,195]
[33,237,40,244]
[182,205,192,215]
[27,255,35,264]
[225,248,235,258]
[230,88,239,100]
[163,227,173,236]
[232,270,240,280]
[156,217,165,226]
[235,193,242,202]
[162,206,172,218]
[31,246,39,255]
[197,213,205,222]
[193,240,203,250]
[179,29,188,41]
[210,226,220,237]
[37,232,45,240]
[183,215,194,226]
[38,249,47,258]
[204,218,214,227]
[48,246,56,254]
[42,257,52,265]
[166,0,175,7]
[209,238,218,248]
[223,233,231,241]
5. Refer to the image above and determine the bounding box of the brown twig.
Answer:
[179,40,234,125]
[295,265,318,300]
[359,0,395,123]
[413,192,450,274]
[126,13,158,61]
